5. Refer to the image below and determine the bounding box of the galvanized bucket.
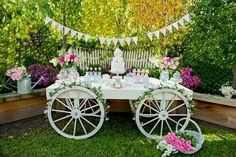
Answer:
[17,78,32,94]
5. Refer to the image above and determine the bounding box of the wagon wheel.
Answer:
[135,88,191,139]
[47,86,105,139]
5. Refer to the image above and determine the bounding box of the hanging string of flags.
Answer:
[44,14,190,46]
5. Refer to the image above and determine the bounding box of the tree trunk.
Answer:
[233,65,236,89]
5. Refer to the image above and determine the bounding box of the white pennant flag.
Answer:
[178,19,184,26]
[147,32,153,40]
[112,38,119,46]
[183,14,190,23]
[77,32,83,40]
[64,27,70,35]
[153,31,160,38]
[166,25,173,33]
[132,36,138,45]
[70,30,77,37]
[106,38,112,46]
[99,37,105,44]
[84,34,91,42]
[173,22,179,30]
[51,20,58,28]
[160,28,167,36]
[44,17,52,24]
[118,38,125,45]
[125,37,132,45]
[57,24,64,32]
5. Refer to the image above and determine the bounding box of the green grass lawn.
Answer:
[0,113,236,157]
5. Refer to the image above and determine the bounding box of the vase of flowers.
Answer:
[6,66,31,94]
[50,49,79,80]
[220,85,235,98]
[150,56,180,83]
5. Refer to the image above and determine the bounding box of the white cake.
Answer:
[110,48,126,74]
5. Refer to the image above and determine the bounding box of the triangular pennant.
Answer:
[70,30,77,37]
[57,24,64,32]
[106,38,112,46]
[112,38,119,46]
[183,14,190,23]
[125,37,132,45]
[77,32,84,40]
[173,22,179,30]
[153,31,160,38]
[166,25,173,33]
[99,37,105,44]
[63,27,70,35]
[147,32,153,40]
[51,20,58,27]
[160,28,167,36]
[178,19,184,26]
[118,38,125,45]
[132,36,138,45]
[84,34,91,42]
[44,17,52,24]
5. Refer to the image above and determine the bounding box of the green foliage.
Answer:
[182,0,236,94]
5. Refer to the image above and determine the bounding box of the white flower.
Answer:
[220,85,235,95]
[50,58,58,67]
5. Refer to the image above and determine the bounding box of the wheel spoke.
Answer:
[168,102,185,113]
[143,103,159,113]
[168,114,187,116]
[54,115,71,123]
[81,104,99,112]
[149,119,161,134]
[55,98,72,110]
[141,117,159,127]
[78,117,87,134]
[51,109,71,114]
[139,113,158,118]
[165,119,173,132]
[73,118,77,136]
[81,116,96,128]
[65,92,74,109]
[165,95,177,111]
[167,117,183,127]
[81,113,101,118]
[150,97,161,111]
[79,97,89,110]
[87,99,95,113]
[62,117,73,132]
[160,120,164,137]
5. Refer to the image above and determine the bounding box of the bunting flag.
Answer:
[147,32,153,41]
[44,14,191,46]
[70,30,77,37]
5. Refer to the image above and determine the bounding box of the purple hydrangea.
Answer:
[180,67,201,90]
[28,64,57,87]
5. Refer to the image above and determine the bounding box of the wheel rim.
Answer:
[48,86,105,139]
[135,88,190,139]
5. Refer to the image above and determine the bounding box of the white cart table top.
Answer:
[46,77,193,100]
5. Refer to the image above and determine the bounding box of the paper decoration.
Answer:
[99,37,105,44]
[112,38,119,46]
[44,17,52,24]
[77,32,83,40]
[57,24,64,31]
[84,34,91,41]
[173,22,179,30]
[51,21,58,27]
[118,38,125,46]
[183,14,190,23]
[147,32,153,40]
[132,36,138,45]
[64,27,70,35]
[106,38,112,46]
[166,25,173,33]
[125,37,132,45]
[160,28,167,36]
[153,31,160,38]
[178,19,184,26]
[70,30,77,37]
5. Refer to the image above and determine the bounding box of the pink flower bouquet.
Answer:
[6,66,30,81]
[50,49,79,69]
[150,56,180,70]
[157,132,197,157]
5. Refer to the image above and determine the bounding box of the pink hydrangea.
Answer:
[6,66,28,81]
[181,67,201,90]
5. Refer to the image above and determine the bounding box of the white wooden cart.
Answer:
[45,78,193,140]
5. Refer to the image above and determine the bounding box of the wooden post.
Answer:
[232,65,236,89]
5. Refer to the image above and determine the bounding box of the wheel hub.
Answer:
[71,109,82,119]
[158,111,168,120]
